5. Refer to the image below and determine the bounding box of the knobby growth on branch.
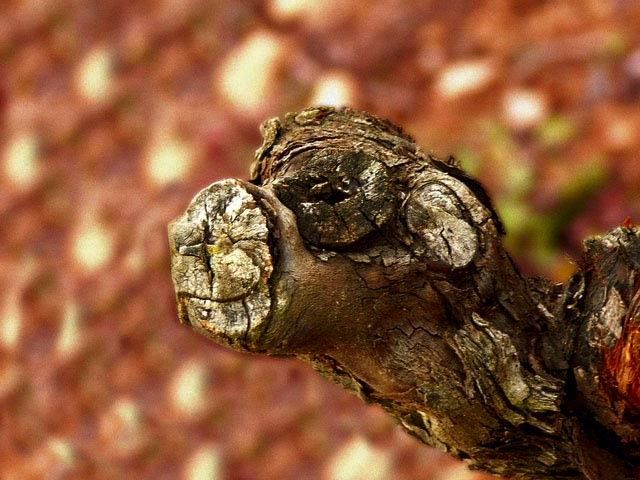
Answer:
[169,107,640,479]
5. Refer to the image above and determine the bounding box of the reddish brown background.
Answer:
[1,1,640,479]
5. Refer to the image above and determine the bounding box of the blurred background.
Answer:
[1,0,639,479]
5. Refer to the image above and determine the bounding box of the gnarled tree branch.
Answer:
[169,107,640,479]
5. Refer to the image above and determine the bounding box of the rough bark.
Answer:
[168,107,640,479]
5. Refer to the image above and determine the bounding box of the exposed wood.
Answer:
[169,107,640,479]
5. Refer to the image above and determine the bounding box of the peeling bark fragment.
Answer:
[170,107,640,479]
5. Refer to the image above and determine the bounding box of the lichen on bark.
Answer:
[169,107,640,479]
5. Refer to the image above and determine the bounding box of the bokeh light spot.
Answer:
[327,437,391,480]
[170,359,209,418]
[502,89,549,131]
[0,297,22,349]
[217,31,285,114]
[147,137,194,186]
[100,398,148,459]
[47,438,76,467]
[76,47,113,102]
[4,134,39,189]
[310,71,358,107]
[73,222,114,272]
[436,60,496,99]
[183,445,222,480]
[438,464,476,480]
[269,0,325,21]
[57,301,81,357]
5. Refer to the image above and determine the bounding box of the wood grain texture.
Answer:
[170,107,640,479]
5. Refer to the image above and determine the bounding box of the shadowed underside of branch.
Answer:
[169,107,640,479]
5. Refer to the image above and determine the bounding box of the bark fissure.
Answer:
[169,107,640,479]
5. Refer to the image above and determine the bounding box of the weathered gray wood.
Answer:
[169,107,640,479]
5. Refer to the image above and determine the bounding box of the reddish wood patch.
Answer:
[603,289,640,411]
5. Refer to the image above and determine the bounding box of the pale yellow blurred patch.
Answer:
[170,359,209,418]
[502,89,549,130]
[56,300,81,357]
[100,398,149,458]
[72,222,114,272]
[146,136,194,187]
[3,134,39,189]
[183,444,222,480]
[0,259,35,350]
[434,464,476,480]
[75,47,113,102]
[47,437,76,466]
[115,398,140,424]
[0,296,22,350]
[217,31,285,115]
[269,0,355,27]
[435,60,496,99]
[310,71,358,107]
[326,436,392,480]
[268,0,327,21]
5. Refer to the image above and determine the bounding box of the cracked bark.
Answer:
[169,107,640,479]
